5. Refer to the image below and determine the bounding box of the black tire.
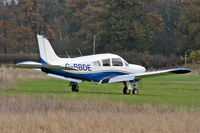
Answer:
[132,88,139,95]
[123,86,130,94]
[72,84,79,92]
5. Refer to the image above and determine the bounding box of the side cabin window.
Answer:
[93,61,101,66]
[112,58,123,66]
[102,59,110,66]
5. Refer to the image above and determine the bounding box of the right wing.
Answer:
[14,61,77,71]
[99,68,191,84]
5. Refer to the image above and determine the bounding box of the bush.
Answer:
[188,50,200,64]
[116,51,182,69]
[0,54,40,64]
[0,52,183,69]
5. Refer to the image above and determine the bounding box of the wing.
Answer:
[47,73,82,83]
[14,61,82,83]
[99,68,191,84]
[13,61,77,71]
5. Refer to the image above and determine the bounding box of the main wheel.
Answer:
[132,88,139,95]
[123,86,130,94]
[72,84,79,92]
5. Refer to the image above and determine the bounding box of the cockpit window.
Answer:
[102,59,110,66]
[112,58,123,66]
[93,61,101,66]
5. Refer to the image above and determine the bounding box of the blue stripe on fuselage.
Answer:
[40,58,128,82]
[42,68,128,82]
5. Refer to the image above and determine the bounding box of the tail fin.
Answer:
[37,35,61,64]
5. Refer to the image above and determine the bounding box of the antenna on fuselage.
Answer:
[78,48,83,56]
[65,51,71,58]
[93,35,96,55]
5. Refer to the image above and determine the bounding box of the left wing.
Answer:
[99,68,191,84]
[13,61,82,83]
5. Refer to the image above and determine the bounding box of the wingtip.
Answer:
[171,68,191,74]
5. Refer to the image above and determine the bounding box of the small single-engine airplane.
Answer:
[15,35,191,95]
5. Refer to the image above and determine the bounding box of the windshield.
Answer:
[123,59,129,66]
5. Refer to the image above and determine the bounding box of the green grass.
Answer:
[1,74,200,108]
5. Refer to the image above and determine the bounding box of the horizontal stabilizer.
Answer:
[14,61,77,71]
[99,68,191,84]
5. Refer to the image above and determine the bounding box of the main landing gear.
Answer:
[123,86,131,94]
[70,82,79,92]
[123,81,139,95]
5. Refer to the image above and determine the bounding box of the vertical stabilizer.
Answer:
[37,35,60,64]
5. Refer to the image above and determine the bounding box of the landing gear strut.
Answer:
[71,83,79,92]
[123,81,131,95]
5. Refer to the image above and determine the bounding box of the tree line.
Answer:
[0,0,200,66]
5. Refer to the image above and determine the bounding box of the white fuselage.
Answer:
[50,53,146,74]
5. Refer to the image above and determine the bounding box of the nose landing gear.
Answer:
[132,88,139,95]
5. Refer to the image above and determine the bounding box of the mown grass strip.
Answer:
[1,74,200,108]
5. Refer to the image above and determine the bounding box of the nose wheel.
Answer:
[132,88,139,95]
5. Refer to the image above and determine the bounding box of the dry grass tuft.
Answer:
[0,65,47,89]
[0,95,199,133]
[185,64,200,75]
[191,67,200,75]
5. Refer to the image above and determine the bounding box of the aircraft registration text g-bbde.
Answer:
[65,63,91,71]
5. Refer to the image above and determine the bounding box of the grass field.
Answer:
[1,73,200,108]
[0,67,200,132]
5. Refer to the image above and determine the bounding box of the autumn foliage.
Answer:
[0,0,200,66]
